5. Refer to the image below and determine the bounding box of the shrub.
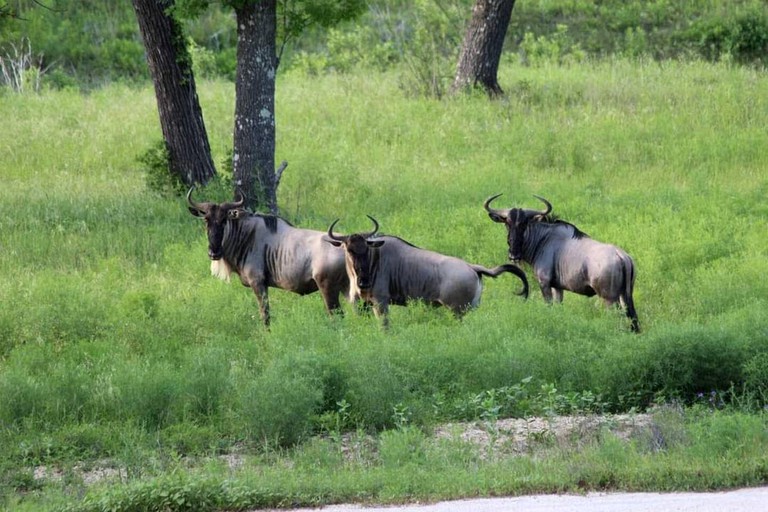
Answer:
[137,140,187,198]
[519,24,586,67]
[684,6,768,66]
[743,353,768,400]
[236,357,323,446]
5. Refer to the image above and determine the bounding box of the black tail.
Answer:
[473,263,529,299]
[620,254,640,333]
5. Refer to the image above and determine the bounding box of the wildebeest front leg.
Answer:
[552,288,564,303]
[251,282,270,327]
[319,287,344,317]
[373,300,390,330]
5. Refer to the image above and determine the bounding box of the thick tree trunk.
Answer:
[131,0,216,186]
[233,0,279,213]
[451,0,516,98]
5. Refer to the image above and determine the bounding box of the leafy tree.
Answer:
[135,0,365,211]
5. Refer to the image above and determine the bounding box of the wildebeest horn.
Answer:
[363,215,380,239]
[187,186,208,212]
[532,195,552,217]
[327,219,345,242]
[222,190,245,210]
[483,193,510,219]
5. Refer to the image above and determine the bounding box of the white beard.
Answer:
[210,259,233,282]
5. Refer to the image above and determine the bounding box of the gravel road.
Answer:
[269,487,768,512]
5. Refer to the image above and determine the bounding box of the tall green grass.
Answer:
[1,59,767,508]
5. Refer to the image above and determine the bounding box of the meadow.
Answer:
[1,58,767,510]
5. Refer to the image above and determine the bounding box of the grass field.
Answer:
[1,58,767,510]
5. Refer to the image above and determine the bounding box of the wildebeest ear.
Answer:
[487,212,506,223]
[366,240,385,248]
[324,237,343,247]
[188,207,204,218]
[228,208,246,220]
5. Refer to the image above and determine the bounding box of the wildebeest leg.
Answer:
[620,296,640,333]
[538,282,554,303]
[607,297,641,333]
[319,287,344,317]
[373,301,390,330]
[356,300,373,316]
[552,288,564,303]
[250,282,270,327]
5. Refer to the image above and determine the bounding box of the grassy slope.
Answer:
[1,59,767,509]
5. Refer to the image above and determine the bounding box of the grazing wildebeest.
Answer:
[187,187,348,327]
[484,194,639,332]
[324,216,528,328]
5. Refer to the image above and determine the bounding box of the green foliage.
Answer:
[2,58,768,509]
[743,353,768,398]
[137,140,187,198]
[519,24,586,67]
[393,0,466,98]
[290,25,396,75]
[683,5,768,66]
[236,355,324,446]
[3,0,768,93]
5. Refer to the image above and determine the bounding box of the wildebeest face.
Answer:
[187,187,245,260]
[504,209,529,262]
[484,194,553,262]
[343,235,384,290]
[325,216,383,290]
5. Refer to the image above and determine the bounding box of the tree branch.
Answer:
[274,160,288,190]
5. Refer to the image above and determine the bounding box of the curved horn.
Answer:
[222,190,245,210]
[483,193,510,219]
[327,219,345,242]
[363,215,380,239]
[187,186,207,212]
[532,195,552,217]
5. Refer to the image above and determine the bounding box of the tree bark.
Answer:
[451,0,516,98]
[131,0,217,186]
[233,0,278,213]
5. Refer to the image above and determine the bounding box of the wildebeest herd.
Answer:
[188,187,639,333]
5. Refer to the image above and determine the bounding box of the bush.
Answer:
[137,140,187,198]
[684,6,768,66]
[519,25,586,67]
[236,356,324,446]
[743,353,768,399]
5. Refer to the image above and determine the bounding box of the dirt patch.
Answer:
[32,414,655,485]
[433,413,653,456]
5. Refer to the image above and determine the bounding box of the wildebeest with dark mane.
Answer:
[187,187,348,327]
[484,194,639,332]
[325,216,528,328]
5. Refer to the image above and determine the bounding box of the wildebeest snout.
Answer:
[356,275,372,290]
[208,248,223,260]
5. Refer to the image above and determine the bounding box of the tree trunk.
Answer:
[131,0,216,186]
[233,0,279,213]
[451,0,516,98]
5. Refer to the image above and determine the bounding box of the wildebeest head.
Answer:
[325,216,383,290]
[484,194,552,261]
[187,187,246,260]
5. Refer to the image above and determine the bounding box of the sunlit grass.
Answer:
[1,58,767,509]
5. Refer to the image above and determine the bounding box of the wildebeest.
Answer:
[484,194,639,332]
[187,187,348,327]
[324,216,528,328]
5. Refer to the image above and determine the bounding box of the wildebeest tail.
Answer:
[471,263,529,299]
[620,253,640,333]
